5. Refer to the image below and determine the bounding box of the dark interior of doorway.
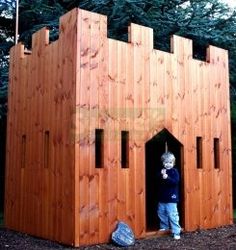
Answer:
[145,128,184,232]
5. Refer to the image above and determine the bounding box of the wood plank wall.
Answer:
[74,9,232,246]
[5,9,78,245]
[5,8,232,247]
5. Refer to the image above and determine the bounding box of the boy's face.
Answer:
[163,159,174,169]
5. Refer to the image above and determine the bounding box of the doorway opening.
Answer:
[145,128,184,232]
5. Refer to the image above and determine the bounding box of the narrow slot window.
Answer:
[21,135,26,168]
[95,129,104,168]
[214,138,220,169]
[121,131,129,168]
[196,137,202,169]
[44,131,50,168]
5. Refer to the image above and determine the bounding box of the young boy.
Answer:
[157,151,181,240]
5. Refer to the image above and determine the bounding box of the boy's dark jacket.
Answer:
[157,167,180,203]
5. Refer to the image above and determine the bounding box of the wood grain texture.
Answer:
[5,7,232,247]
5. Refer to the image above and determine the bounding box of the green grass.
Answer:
[234,209,236,219]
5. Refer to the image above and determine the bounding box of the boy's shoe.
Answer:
[173,234,180,240]
[157,229,171,236]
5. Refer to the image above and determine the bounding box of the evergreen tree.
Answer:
[0,0,15,118]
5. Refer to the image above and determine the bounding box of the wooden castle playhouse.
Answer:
[5,8,233,247]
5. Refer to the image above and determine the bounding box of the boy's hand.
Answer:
[162,173,168,179]
[161,169,166,175]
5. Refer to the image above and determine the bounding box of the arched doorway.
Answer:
[145,128,184,232]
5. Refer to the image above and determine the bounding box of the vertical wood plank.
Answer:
[126,28,135,231]
[88,11,100,244]
[117,41,125,223]
[79,9,91,245]
[97,13,109,243]
[74,9,81,246]
[47,41,57,239]
[44,42,52,239]
[108,38,119,234]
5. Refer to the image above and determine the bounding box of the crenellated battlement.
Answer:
[13,8,228,68]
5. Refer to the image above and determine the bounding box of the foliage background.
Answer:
[1,0,236,210]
